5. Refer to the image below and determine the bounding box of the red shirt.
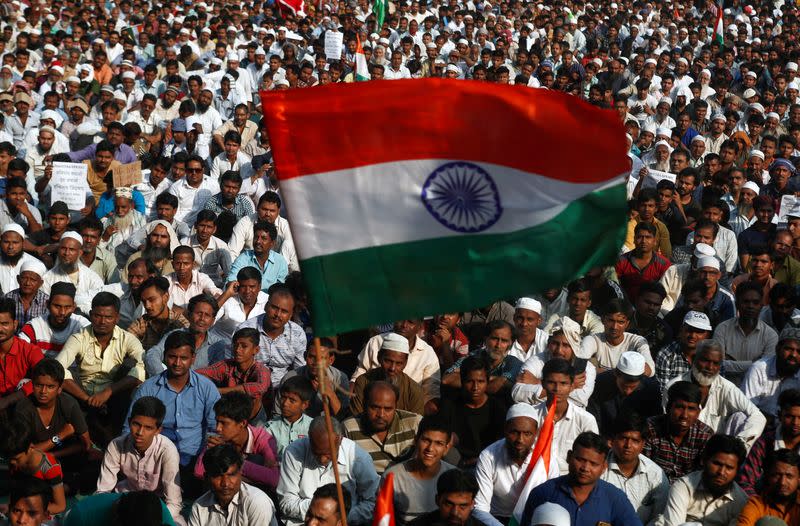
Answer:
[615,251,672,302]
[0,337,45,397]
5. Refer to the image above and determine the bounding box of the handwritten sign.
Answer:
[324,31,344,61]
[778,194,797,224]
[112,161,142,188]
[51,162,89,210]
[641,169,676,189]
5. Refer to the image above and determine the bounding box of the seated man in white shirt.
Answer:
[742,326,800,417]
[508,297,548,363]
[168,154,220,225]
[164,246,221,310]
[277,416,380,526]
[473,403,560,526]
[601,412,668,525]
[189,443,278,526]
[41,232,104,315]
[577,298,655,377]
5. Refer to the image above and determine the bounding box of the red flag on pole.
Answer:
[373,472,395,526]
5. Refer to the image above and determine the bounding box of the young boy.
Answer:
[382,417,455,524]
[264,375,314,457]
[180,209,231,288]
[96,396,184,526]
[6,477,52,526]
[196,328,271,421]
[193,391,279,491]
[0,423,67,515]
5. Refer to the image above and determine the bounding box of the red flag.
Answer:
[277,0,305,17]
[373,472,395,526]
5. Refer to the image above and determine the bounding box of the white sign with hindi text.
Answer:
[641,169,676,189]
[324,31,344,61]
[50,162,89,210]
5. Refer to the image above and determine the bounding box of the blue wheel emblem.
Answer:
[421,162,503,233]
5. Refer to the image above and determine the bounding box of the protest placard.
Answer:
[641,169,676,189]
[112,161,142,188]
[324,31,344,60]
[51,162,89,210]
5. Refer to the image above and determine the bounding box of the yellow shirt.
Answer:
[56,325,145,394]
[624,217,673,259]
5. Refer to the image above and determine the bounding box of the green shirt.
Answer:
[62,493,175,526]
[264,413,313,457]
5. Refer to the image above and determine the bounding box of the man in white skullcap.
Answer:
[353,321,440,410]
[703,113,729,155]
[529,503,570,526]
[41,231,104,314]
[729,181,759,236]
[508,297,549,362]
[659,243,717,315]
[0,223,39,294]
[694,255,736,323]
[473,403,560,526]
[513,316,597,408]
[3,258,48,328]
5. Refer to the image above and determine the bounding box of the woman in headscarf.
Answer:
[730,130,752,167]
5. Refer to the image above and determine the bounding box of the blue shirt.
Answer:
[67,142,138,164]
[521,476,643,526]
[228,249,288,291]
[94,188,146,219]
[125,370,221,466]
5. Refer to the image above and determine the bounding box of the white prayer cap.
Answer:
[743,88,757,99]
[380,332,410,354]
[742,181,761,194]
[446,64,460,73]
[766,112,780,120]
[696,256,720,270]
[44,43,58,54]
[531,503,570,526]
[201,27,212,34]
[693,243,716,258]
[750,103,765,114]
[274,78,290,88]
[179,27,190,35]
[255,47,266,56]
[20,259,46,278]
[691,135,706,144]
[644,57,657,66]
[617,351,646,377]
[426,42,437,49]
[1,223,25,239]
[60,231,83,245]
[227,52,240,62]
[749,150,765,160]
[549,316,582,352]
[121,71,136,80]
[683,311,712,331]
[515,297,542,314]
[642,122,657,135]
[505,402,539,423]
[676,57,688,66]
[711,113,726,123]
[656,127,671,138]
[65,75,80,85]
[657,97,672,107]
[745,70,758,79]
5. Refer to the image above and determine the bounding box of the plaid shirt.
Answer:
[643,414,714,482]
[737,426,798,496]
[4,289,48,332]
[195,359,272,401]
[203,193,255,222]
[655,341,693,393]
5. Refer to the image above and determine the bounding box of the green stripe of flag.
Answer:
[300,183,627,336]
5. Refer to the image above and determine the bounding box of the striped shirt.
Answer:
[342,410,422,474]
[20,314,91,359]
[238,316,307,389]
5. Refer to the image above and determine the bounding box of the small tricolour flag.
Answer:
[373,472,394,526]
[355,35,369,82]
[260,79,629,337]
[712,1,724,46]
[509,397,559,526]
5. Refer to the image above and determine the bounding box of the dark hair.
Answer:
[770,283,796,306]
[279,374,314,402]
[602,298,633,319]
[779,389,800,412]
[436,468,479,497]
[232,327,260,347]
[571,431,610,457]
[164,330,196,354]
[155,191,178,208]
[0,423,30,457]
[0,297,16,320]
[416,415,452,441]
[253,220,277,241]
[172,245,195,261]
[95,139,115,155]
[259,190,281,208]
[637,188,658,205]
[139,276,170,294]
[486,319,516,340]
[91,291,121,312]
[114,491,164,526]
[203,443,243,477]
[9,477,51,513]
[78,215,104,234]
[766,448,800,475]
[542,357,575,380]
[219,170,243,186]
[30,358,65,384]
[459,354,490,384]
[735,281,764,303]
[702,434,746,468]
[634,221,657,236]
[50,282,76,300]
[130,396,167,427]
[638,281,666,300]
[567,278,592,297]
[187,293,220,316]
[223,130,242,144]
[667,380,702,407]
[214,391,253,423]
[237,266,262,282]
[196,210,217,224]
[312,484,352,516]
[610,412,646,437]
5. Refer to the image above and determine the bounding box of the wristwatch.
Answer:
[51,435,62,447]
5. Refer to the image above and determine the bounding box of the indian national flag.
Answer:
[509,398,558,526]
[373,0,387,28]
[260,79,628,336]
[712,2,724,46]
[355,35,369,82]
[373,472,394,526]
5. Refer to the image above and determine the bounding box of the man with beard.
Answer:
[715,282,779,385]
[643,381,714,482]
[118,258,156,329]
[655,311,713,392]
[738,449,800,524]
[342,381,422,475]
[743,328,800,418]
[121,220,178,280]
[100,187,147,254]
[443,320,521,396]
[144,293,229,376]
[0,223,40,294]
[729,181,759,236]
[118,193,191,267]
[153,87,180,125]
[203,170,254,224]
[20,282,89,359]
[772,229,800,286]
[739,389,800,496]
[514,317,596,409]
[191,89,223,159]
[601,413,669,524]
[411,470,485,526]
[473,403,558,526]
[78,217,119,285]
[127,276,189,351]
[659,434,748,525]
[0,176,42,231]
[521,432,641,526]
[2,258,46,332]
[213,104,258,154]
[229,191,298,270]
[41,232,104,315]
[168,154,220,225]
[664,340,766,450]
